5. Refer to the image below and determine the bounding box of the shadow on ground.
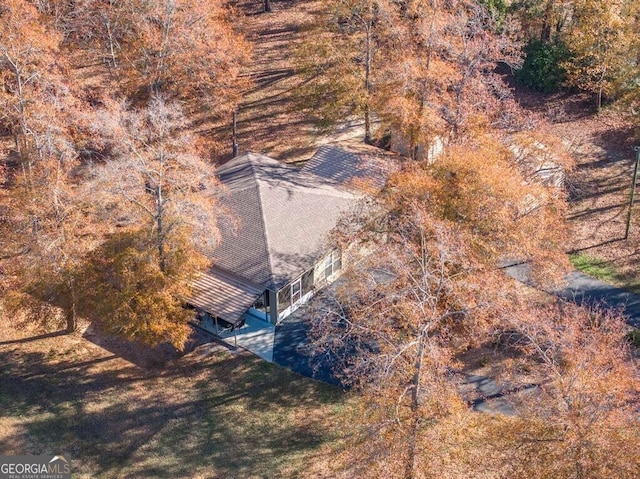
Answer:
[0,325,343,478]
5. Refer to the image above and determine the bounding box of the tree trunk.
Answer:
[364,22,372,144]
[106,19,118,68]
[153,0,175,93]
[156,184,167,273]
[66,286,78,332]
[541,0,554,42]
[232,110,238,156]
[597,73,605,111]
[364,104,371,144]
[66,305,77,332]
[405,326,428,479]
[597,88,602,111]
[157,215,166,273]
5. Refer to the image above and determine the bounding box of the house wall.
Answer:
[275,249,344,323]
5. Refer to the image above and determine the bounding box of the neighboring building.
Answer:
[389,128,567,189]
[187,143,394,334]
[389,129,446,163]
[509,138,566,189]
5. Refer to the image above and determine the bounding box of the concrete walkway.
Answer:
[197,314,275,362]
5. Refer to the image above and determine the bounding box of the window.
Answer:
[316,249,342,284]
[301,268,314,296]
[331,250,342,274]
[322,255,332,282]
[278,269,314,315]
[278,284,291,312]
[291,278,301,305]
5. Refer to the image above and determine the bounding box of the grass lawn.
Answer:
[0,319,346,478]
[570,252,640,294]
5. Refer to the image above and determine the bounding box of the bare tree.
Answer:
[88,95,220,273]
[309,200,513,478]
[492,303,640,479]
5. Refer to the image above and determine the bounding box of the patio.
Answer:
[197,313,275,362]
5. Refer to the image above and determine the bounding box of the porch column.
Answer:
[268,290,278,324]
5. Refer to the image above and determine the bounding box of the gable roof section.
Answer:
[302,143,397,191]
[211,152,358,290]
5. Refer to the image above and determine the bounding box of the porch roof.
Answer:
[188,268,264,326]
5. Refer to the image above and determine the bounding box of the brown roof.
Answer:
[210,152,358,290]
[207,145,396,291]
[188,269,263,325]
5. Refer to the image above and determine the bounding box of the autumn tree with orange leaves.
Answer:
[306,129,640,476]
[376,0,524,154]
[299,0,525,150]
[0,0,89,332]
[69,0,251,114]
[69,96,220,348]
[465,303,640,479]
[297,0,399,142]
[307,131,573,478]
[562,0,635,110]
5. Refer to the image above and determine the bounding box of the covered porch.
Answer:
[188,268,275,361]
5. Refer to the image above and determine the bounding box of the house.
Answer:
[187,143,394,342]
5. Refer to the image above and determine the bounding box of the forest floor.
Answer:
[216,0,364,163]
[512,86,640,293]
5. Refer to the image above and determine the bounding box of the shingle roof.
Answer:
[188,269,263,325]
[302,144,392,191]
[210,152,360,291]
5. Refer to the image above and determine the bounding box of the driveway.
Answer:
[505,263,640,327]
[272,304,341,385]
[556,271,640,327]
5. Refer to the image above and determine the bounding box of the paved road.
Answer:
[504,264,640,328]
[556,271,640,327]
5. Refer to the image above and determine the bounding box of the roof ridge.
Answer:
[250,153,278,290]
[294,181,359,198]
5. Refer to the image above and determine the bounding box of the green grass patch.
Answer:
[570,253,618,282]
[570,253,640,294]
